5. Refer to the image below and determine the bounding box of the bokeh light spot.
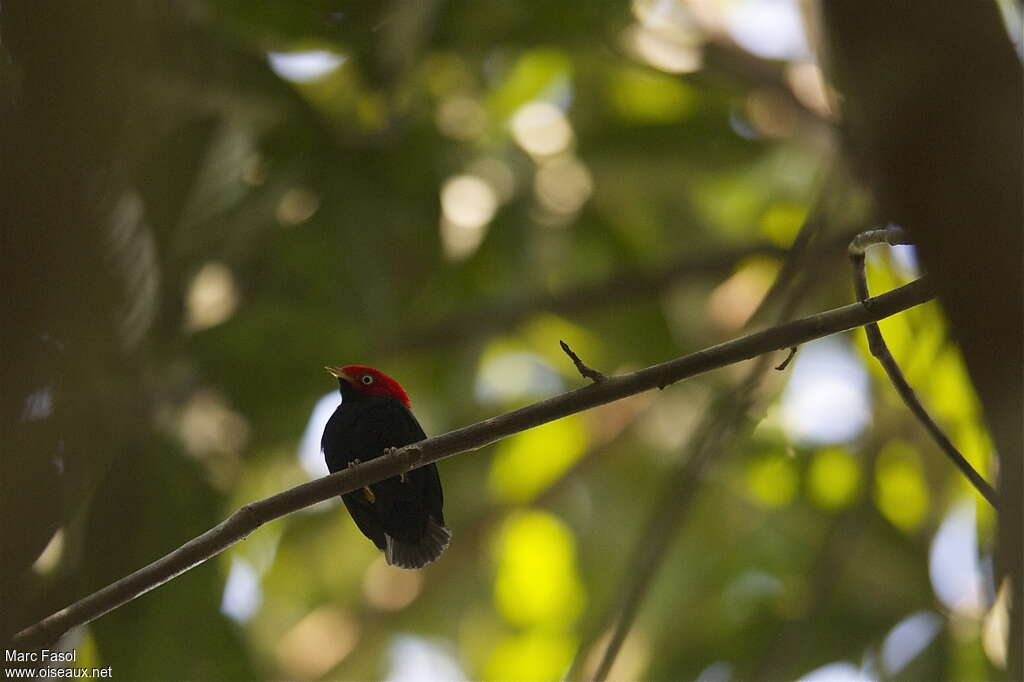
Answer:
[746,454,798,508]
[297,391,341,479]
[781,338,871,446]
[534,155,593,216]
[442,174,498,230]
[275,607,359,680]
[220,558,262,623]
[627,0,703,74]
[475,348,563,404]
[489,416,587,504]
[786,62,834,119]
[707,257,780,331]
[484,630,576,682]
[725,0,810,61]
[745,87,798,138]
[267,50,345,82]
[607,66,697,123]
[493,510,585,628]
[982,578,1011,669]
[621,24,702,74]
[276,187,320,226]
[436,94,486,140]
[797,661,874,682]
[929,502,985,617]
[875,440,929,532]
[386,636,465,682]
[440,174,498,259]
[488,48,572,121]
[881,611,942,677]
[926,347,979,424]
[31,528,65,575]
[185,262,239,331]
[510,101,573,157]
[363,557,423,611]
[808,447,861,510]
[178,389,251,458]
[759,202,807,247]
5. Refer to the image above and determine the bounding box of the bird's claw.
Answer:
[345,459,375,502]
[379,448,408,482]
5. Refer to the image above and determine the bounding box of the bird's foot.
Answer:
[400,472,408,483]
[345,459,375,502]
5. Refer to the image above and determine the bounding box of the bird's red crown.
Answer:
[328,364,412,409]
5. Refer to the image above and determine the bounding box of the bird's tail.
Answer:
[384,518,452,569]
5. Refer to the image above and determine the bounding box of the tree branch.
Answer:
[560,340,606,384]
[848,228,999,508]
[389,241,786,354]
[585,390,750,682]
[774,346,798,371]
[12,277,936,648]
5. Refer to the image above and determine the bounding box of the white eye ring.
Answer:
[361,375,374,385]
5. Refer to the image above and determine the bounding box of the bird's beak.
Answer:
[325,366,352,382]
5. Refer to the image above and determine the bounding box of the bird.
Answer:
[321,365,451,569]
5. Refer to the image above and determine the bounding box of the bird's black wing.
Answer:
[361,399,446,530]
[386,402,445,526]
[322,396,445,551]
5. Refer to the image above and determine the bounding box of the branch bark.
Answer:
[12,277,936,648]
[820,3,1022,672]
[848,227,999,508]
[560,340,607,384]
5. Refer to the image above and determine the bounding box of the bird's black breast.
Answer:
[322,394,427,471]
[321,394,445,546]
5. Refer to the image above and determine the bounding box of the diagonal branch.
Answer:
[12,277,936,649]
[848,228,998,508]
[389,242,786,354]
[584,390,752,682]
[560,340,607,384]
[572,203,831,680]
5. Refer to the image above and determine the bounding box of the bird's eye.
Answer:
[361,375,374,385]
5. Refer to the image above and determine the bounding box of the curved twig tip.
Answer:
[775,346,798,371]
[560,340,607,384]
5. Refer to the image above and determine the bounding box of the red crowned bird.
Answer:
[321,365,450,569]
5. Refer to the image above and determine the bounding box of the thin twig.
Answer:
[848,228,998,508]
[587,393,749,682]
[12,278,936,648]
[774,346,798,371]
[560,340,606,383]
[848,226,913,254]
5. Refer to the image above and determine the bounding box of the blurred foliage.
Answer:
[1,0,1012,680]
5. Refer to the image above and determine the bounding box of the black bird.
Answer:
[321,365,450,569]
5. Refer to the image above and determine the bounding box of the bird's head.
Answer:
[325,364,412,409]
